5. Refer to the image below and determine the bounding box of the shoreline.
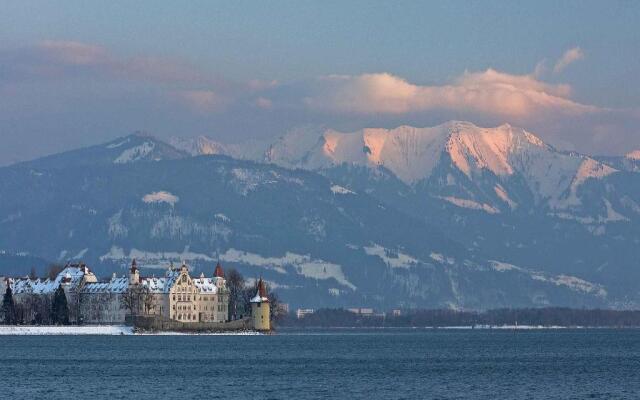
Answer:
[2,324,640,336]
[0,325,262,336]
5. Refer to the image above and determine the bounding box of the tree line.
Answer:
[2,283,70,325]
[280,308,640,328]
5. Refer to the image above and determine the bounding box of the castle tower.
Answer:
[128,259,140,285]
[250,278,270,331]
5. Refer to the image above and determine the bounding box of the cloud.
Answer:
[302,69,597,119]
[0,40,210,85]
[37,40,109,66]
[0,40,637,161]
[175,90,222,112]
[255,97,273,109]
[553,47,585,74]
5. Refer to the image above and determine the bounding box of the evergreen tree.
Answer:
[1,285,17,325]
[51,286,70,325]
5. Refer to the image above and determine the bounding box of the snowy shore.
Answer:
[0,325,134,335]
[0,326,262,335]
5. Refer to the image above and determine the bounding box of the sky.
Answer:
[1,1,639,164]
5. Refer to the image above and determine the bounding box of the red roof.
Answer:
[214,262,224,278]
[258,278,268,298]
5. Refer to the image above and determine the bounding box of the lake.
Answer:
[2,328,639,399]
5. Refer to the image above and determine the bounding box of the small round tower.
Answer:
[250,278,270,331]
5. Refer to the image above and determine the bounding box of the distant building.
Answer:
[348,308,374,316]
[392,309,402,317]
[250,278,270,331]
[296,308,315,319]
[278,303,290,314]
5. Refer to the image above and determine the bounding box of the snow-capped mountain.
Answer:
[2,123,640,309]
[22,132,188,169]
[176,122,630,217]
[170,135,272,162]
[5,151,590,310]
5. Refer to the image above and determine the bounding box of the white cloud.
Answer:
[553,47,585,74]
[303,69,597,119]
[175,90,221,112]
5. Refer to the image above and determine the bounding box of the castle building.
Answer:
[7,260,229,325]
[250,278,270,331]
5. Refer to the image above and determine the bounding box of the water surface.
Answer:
[2,328,639,399]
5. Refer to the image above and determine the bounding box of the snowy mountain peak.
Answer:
[21,133,186,169]
[626,150,640,160]
[261,121,556,184]
[169,136,228,156]
[445,122,548,178]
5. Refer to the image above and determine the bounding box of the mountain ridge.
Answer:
[2,122,639,309]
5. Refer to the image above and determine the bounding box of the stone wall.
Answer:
[127,315,254,332]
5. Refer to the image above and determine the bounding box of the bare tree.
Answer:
[121,285,154,316]
[226,269,246,320]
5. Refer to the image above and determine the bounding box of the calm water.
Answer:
[2,328,640,399]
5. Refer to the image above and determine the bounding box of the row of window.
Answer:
[173,294,220,302]
[173,304,225,312]
[172,313,219,321]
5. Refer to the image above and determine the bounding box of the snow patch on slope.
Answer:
[107,210,128,239]
[363,243,418,269]
[442,196,499,214]
[331,185,356,195]
[551,200,628,225]
[106,138,130,149]
[494,184,517,209]
[72,248,88,260]
[573,158,617,187]
[113,142,155,164]
[490,260,606,297]
[220,249,356,290]
[143,191,179,205]
[100,246,215,263]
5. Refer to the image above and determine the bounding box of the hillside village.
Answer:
[0,260,272,332]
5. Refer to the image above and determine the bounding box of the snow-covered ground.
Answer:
[0,326,262,335]
[0,325,134,335]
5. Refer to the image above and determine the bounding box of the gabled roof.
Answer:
[11,266,85,295]
[82,277,129,294]
[192,277,219,294]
